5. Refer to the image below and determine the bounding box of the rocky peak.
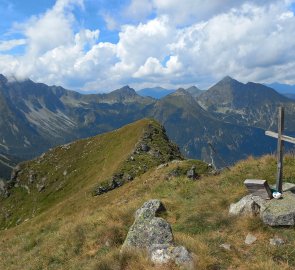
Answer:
[111,85,137,97]
[172,88,188,96]
[186,86,203,97]
[0,74,7,85]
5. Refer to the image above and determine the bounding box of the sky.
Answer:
[0,0,295,92]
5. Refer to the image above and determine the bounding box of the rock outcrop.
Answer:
[230,183,295,226]
[122,199,194,269]
[93,123,183,196]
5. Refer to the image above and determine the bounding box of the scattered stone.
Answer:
[157,163,168,170]
[122,199,194,268]
[0,180,10,198]
[186,165,198,180]
[63,170,67,176]
[37,183,45,192]
[123,173,133,181]
[23,185,30,194]
[149,149,161,158]
[270,237,285,246]
[140,143,150,152]
[28,171,36,183]
[220,243,231,250]
[245,233,257,245]
[130,156,135,161]
[134,199,166,219]
[168,168,181,178]
[229,195,262,216]
[149,244,194,269]
[10,165,21,181]
[93,185,109,196]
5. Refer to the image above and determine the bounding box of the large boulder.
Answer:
[122,200,173,249]
[261,191,295,226]
[229,195,266,216]
[229,183,295,227]
[122,199,194,268]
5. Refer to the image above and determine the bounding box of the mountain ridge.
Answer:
[1,74,294,179]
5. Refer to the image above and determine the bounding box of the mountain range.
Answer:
[0,74,294,179]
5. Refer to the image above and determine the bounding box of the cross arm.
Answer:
[265,131,295,144]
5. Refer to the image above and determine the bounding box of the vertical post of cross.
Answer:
[276,106,284,193]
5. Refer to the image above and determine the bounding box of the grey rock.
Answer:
[149,149,161,158]
[29,171,36,183]
[261,191,295,226]
[0,180,10,198]
[157,163,168,170]
[135,199,166,219]
[229,195,261,216]
[140,143,150,152]
[172,245,194,268]
[122,199,194,268]
[270,237,285,246]
[220,243,231,250]
[37,183,45,192]
[230,185,295,227]
[123,173,133,181]
[186,166,198,180]
[123,217,173,249]
[149,244,194,269]
[10,165,21,181]
[245,233,257,245]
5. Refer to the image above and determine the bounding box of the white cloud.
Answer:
[102,13,119,31]
[0,39,26,51]
[124,0,153,21]
[1,0,295,91]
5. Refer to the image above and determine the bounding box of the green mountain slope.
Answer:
[0,119,182,229]
[0,119,295,269]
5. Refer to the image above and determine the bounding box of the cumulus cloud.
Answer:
[1,0,295,91]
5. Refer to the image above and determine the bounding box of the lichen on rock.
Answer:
[122,199,195,268]
[229,183,295,227]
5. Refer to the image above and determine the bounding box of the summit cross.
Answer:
[265,106,295,193]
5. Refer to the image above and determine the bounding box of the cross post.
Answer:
[276,106,284,193]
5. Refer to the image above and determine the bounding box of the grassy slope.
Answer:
[0,120,295,269]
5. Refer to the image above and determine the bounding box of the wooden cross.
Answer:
[265,106,295,193]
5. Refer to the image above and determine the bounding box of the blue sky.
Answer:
[0,0,295,92]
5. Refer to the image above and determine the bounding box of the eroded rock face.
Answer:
[229,183,295,227]
[122,199,194,268]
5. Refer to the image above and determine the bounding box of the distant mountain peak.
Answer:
[185,86,203,97]
[0,74,7,84]
[111,85,137,96]
[186,86,201,91]
[219,76,239,84]
[171,88,188,96]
